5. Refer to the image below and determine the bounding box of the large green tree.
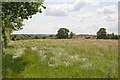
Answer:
[2,1,46,47]
[56,28,69,39]
[97,28,107,39]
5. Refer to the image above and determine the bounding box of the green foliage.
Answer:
[97,28,107,39]
[42,36,46,39]
[2,47,40,78]
[49,35,53,37]
[56,28,69,39]
[49,35,57,39]
[2,53,28,77]
[69,32,75,39]
[111,33,115,39]
[107,34,110,39]
[10,34,55,40]
[114,34,118,39]
[97,28,118,39]
[107,33,118,39]
[2,2,46,47]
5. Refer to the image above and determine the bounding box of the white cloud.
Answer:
[74,12,94,21]
[44,4,69,16]
[72,0,87,11]
[102,15,117,22]
[44,0,100,16]
[96,5,117,14]
[44,3,73,16]
[72,0,100,11]
[96,5,118,29]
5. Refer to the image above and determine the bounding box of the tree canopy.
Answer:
[2,1,46,47]
[97,28,107,39]
[56,28,69,39]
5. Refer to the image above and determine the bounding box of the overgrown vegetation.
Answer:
[3,39,118,78]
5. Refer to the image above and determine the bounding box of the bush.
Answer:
[42,37,46,39]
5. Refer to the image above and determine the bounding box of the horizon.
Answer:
[11,33,118,35]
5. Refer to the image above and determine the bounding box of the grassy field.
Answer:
[3,39,118,78]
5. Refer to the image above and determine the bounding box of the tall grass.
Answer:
[3,39,118,78]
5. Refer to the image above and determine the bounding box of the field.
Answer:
[3,39,118,78]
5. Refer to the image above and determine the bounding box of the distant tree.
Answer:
[114,34,118,39]
[111,33,115,39]
[49,35,53,39]
[97,28,107,39]
[42,37,46,39]
[107,34,110,39]
[69,32,75,39]
[35,35,39,39]
[49,35,53,37]
[56,28,69,39]
[107,33,119,39]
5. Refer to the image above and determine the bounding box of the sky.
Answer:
[12,0,119,35]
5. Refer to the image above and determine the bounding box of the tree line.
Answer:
[10,28,75,40]
[11,34,56,40]
[11,27,119,41]
[56,27,119,39]
[97,28,119,39]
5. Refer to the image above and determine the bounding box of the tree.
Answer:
[107,34,110,39]
[69,32,75,39]
[42,36,46,39]
[114,34,118,39]
[107,33,118,39]
[49,35,53,37]
[2,1,46,47]
[111,33,115,39]
[56,28,69,39]
[97,28,107,39]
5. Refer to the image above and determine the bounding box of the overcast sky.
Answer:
[13,0,119,34]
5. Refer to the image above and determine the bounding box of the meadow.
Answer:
[3,39,118,78]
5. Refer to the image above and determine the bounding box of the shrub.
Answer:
[42,37,46,39]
